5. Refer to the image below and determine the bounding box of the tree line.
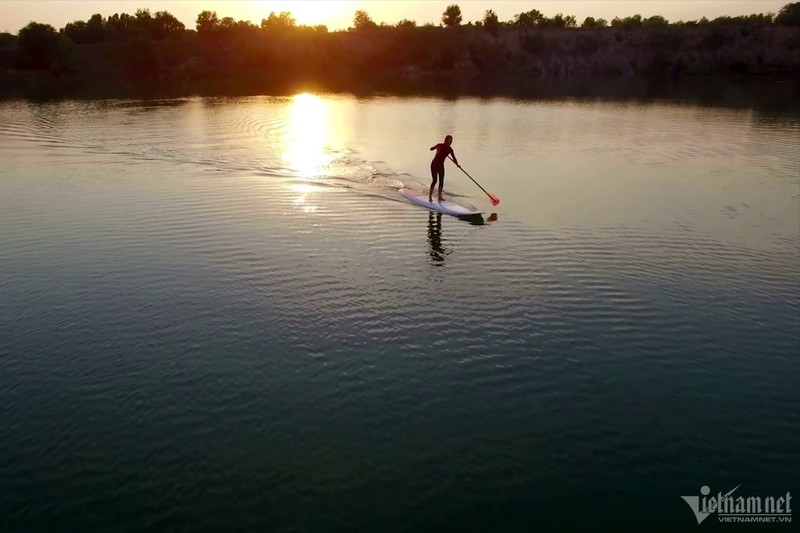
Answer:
[4,1,800,44]
[0,3,798,97]
[346,3,798,30]
[472,8,781,30]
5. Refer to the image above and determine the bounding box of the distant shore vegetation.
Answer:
[1,3,799,98]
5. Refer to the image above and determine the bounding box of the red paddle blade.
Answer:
[489,194,500,206]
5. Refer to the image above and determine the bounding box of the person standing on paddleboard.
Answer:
[429,135,459,203]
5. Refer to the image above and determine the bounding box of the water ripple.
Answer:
[1,94,798,531]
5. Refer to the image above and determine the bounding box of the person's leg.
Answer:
[437,168,445,201]
[429,163,437,202]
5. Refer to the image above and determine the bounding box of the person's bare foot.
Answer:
[428,196,433,203]
[438,196,444,202]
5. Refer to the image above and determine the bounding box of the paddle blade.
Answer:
[488,194,500,206]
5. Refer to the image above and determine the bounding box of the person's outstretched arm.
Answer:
[450,148,459,166]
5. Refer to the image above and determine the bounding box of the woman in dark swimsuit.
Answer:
[429,135,459,203]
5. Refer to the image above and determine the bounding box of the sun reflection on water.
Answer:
[291,183,323,214]
[283,93,333,178]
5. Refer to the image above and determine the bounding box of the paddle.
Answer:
[450,157,500,206]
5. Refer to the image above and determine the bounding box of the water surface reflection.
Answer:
[427,212,447,265]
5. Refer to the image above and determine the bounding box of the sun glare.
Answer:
[290,183,325,214]
[259,1,352,27]
[282,93,332,178]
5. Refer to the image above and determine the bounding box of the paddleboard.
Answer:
[399,189,482,217]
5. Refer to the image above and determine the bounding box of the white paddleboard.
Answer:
[399,189,482,217]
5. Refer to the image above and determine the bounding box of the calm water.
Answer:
[1,90,799,531]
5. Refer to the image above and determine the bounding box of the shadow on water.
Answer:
[459,212,497,226]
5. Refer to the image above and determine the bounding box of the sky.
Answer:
[0,0,790,33]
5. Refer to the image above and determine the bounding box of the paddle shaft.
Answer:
[449,157,498,203]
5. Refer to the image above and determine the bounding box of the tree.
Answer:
[134,8,155,36]
[261,11,296,31]
[442,4,462,27]
[85,13,106,41]
[643,15,669,28]
[62,20,90,43]
[0,32,16,47]
[623,14,643,27]
[152,10,185,39]
[196,10,220,36]
[745,13,774,25]
[62,13,109,44]
[776,2,800,25]
[396,19,416,28]
[582,16,608,28]
[353,10,377,30]
[17,21,75,72]
[612,14,643,28]
[514,9,544,27]
[563,15,578,27]
[0,32,16,70]
[106,13,136,40]
[219,16,237,35]
[125,34,161,79]
[483,9,500,35]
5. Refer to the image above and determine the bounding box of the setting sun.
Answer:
[258,0,355,27]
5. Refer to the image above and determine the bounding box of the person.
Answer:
[429,135,458,203]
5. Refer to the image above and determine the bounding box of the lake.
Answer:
[1,85,799,531]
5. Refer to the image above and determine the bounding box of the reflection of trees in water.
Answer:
[427,212,447,265]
